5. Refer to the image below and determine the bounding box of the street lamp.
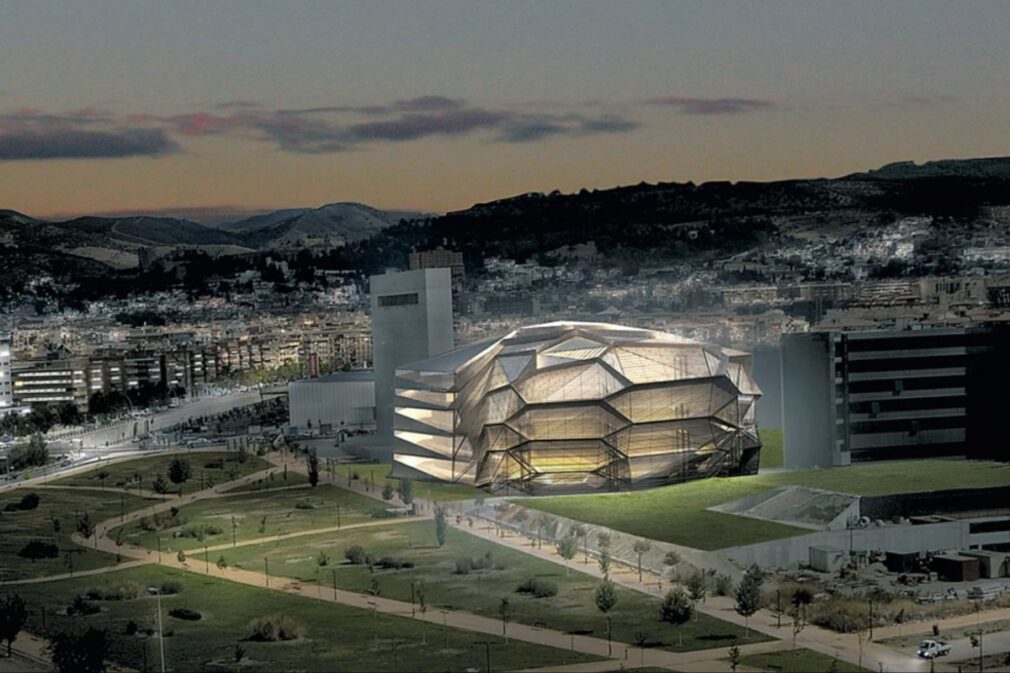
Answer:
[152,587,167,673]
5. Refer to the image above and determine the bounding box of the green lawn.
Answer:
[337,463,480,503]
[759,428,783,469]
[53,450,271,492]
[109,484,390,552]
[225,469,310,492]
[522,459,1010,550]
[13,565,599,672]
[199,520,772,653]
[740,648,870,672]
[0,488,157,580]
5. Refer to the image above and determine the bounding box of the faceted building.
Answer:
[392,322,762,494]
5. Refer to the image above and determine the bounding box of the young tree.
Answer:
[0,594,28,658]
[597,549,612,577]
[396,477,414,505]
[76,512,95,542]
[594,579,617,614]
[307,450,319,488]
[571,524,588,563]
[556,535,578,575]
[97,470,110,490]
[734,571,764,638]
[632,539,652,582]
[168,457,192,496]
[728,645,741,673]
[48,627,111,673]
[663,550,681,579]
[499,597,515,640]
[686,571,707,605]
[659,588,694,645]
[596,531,611,551]
[381,483,395,500]
[434,507,448,547]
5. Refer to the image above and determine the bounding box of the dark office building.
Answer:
[782,326,1010,468]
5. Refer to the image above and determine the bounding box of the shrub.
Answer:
[124,620,138,636]
[317,550,330,567]
[204,459,225,469]
[18,540,59,561]
[294,501,315,510]
[84,583,141,601]
[345,545,369,565]
[17,493,40,510]
[454,557,472,575]
[66,594,101,616]
[159,580,184,595]
[246,615,303,642]
[179,524,223,541]
[375,556,413,570]
[517,577,558,598]
[168,607,202,621]
[714,574,734,597]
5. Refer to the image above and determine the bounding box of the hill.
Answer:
[244,202,425,249]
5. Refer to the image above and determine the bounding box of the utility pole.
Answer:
[607,615,612,656]
[264,557,269,587]
[867,598,873,640]
[337,505,341,529]
[156,588,166,673]
[474,640,494,673]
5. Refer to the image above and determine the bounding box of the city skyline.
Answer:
[2,1,1009,220]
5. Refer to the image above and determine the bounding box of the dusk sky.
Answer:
[1,1,1009,221]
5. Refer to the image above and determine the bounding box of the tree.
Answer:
[307,450,319,488]
[594,579,617,614]
[396,477,413,505]
[76,512,95,542]
[533,513,553,549]
[97,470,110,490]
[49,627,111,673]
[596,531,611,551]
[728,644,741,672]
[18,540,59,562]
[0,594,28,658]
[659,588,694,645]
[632,539,652,582]
[434,507,448,547]
[597,549,611,577]
[686,572,706,604]
[168,457,192,496]
[663,550,681,579]
[381,483,395,500]
[556,535,578,575]
[572,524,588,563]
[734,571,764,638]
[152,474,168,495]
[498,597,515,640]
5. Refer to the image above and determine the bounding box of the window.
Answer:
[378,292,419,307]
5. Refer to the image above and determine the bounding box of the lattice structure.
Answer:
[392,322,762,494]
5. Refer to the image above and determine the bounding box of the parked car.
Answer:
[917,639,951,659]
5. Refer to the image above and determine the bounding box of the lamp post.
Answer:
[606,615,612,656]
[474,640,494,673]
[155,587,166,673]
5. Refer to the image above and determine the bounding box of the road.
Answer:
[54,387,278,449]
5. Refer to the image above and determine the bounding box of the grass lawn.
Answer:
[225,469,310,492]
[759,428,783,469]
[53,450,271,492]
[740,648,870,672]
[13,565,600,672]
[337,463,480,502]
[522,459,1010,550]
[109,484,390,552]
[198,520,772,653]
[0,488,157,581]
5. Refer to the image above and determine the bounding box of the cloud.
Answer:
[0,96,640,160]
[644,97,775,114]
[0,128,177,160]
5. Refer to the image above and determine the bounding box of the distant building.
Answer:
[370,269,454,437]
[12,356,90,410]
[287,371,375,434]
[409,247,465,283]
[782,326,1010,468]
[0,334,12,413]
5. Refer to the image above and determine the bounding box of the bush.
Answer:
[168,607,202,621]
[66,594,101,616]
[516,577,558,598]
[159,580,184,595]
[18,540,59,561]
[714,574,734,597]
[375,556,413,570]
[178,523,223,541]
[17,493,40,510]
[204,459,225,469]
[454,557,472,575]
[124,620,138,636]
[294,501,315,510]
[345,545,369,565]
[84,583,141,601]
[246,615,303,642]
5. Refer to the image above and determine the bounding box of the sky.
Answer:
[1,1,1009,221]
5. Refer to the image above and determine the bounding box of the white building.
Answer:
[287,371,375,434]
[0,334,12,413]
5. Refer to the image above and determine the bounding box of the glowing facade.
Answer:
[392,322,762,494]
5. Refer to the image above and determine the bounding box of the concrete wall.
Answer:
[288,376,374,432]
[724,520,970,569]
[782,333,836,469]
[751,345,783,430]
[370,269,453,438]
